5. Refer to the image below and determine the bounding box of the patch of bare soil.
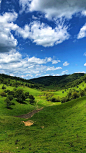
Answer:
[15,107,43,119]
[22,120,34,126]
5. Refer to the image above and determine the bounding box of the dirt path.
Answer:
[15,107,43,119]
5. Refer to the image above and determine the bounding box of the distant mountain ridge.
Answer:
[29,73,85,89]
[0,73,85,90]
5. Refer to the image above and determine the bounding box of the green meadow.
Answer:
[0,73,86,152]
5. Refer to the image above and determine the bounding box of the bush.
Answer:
[29,95,35,100]
[29,94,35,105]
[5,98,12,108]
[8,91,14,96]
[15,89,26,103]
[29,99,35,105]
[2,85,6,89]
[7,95,13,101]
[80,90,85,97]
[67,91,72,99]
[51,96,60,102]
[25,92,29,98]
[0,92,6,97]
[61,97,67,103]
[51,98,57,102]
[72,92,79,99]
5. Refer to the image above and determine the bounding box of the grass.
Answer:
[1,81,86,152]
[1,95,86,152]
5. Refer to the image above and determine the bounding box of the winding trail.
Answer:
[15,107,43,119]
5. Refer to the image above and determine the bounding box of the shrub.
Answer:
[67,91,72,99]
[25,92,29,98]
[51,98,57,102]
[80,90,85,97]
[29,95,35,100]
[61,97,67,103]
[29,94,35,105]
[2,85,6,89]
[15,89,26,103]
[8,91,15,96]
[7,95,13,101]
[51,96,60,102]
[5,98,12,108]
[0,92,6,97]
[29,99,35,105]
[72,92,79,99]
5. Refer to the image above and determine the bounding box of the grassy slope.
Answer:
[0,95,86,152]
[0,79,86,152]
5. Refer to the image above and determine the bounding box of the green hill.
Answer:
[29,73,85,89]
[1,96,86,152]
[0,73,86,152]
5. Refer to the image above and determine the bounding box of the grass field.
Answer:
[0,81,86,152]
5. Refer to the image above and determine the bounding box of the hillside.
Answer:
[29,73,85,89]
[0,73,86,152]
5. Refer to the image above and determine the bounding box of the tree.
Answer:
[15,89,26,103]
[80,90,85,97]
[5,98,12,109]
[2,85,6,89]
[72,92,79,99]
[25,92,29,98]
[0,91,6,97]
[29,95,35,105]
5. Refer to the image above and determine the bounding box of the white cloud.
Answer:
[21,0,86,19]
[84,63,86,66]
[0,50,21,64]
[84,52,86,56]
[16,21,70,47]
[81,10,86,16]
[19,0,30,13]
[77,23,86,39]
[47,66,62,71]
[61,70,68,75]
[0,51,62,78]
[75,71,85,73]
[63,61,69,66]
[0,12,18,52]
[0,12,69,48]
[52,60,61,64]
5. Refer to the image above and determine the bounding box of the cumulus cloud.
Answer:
[61,70,68,75]
[77,23,86,39]
[19,0,30,13]
[84,63,86,66]
[0,51,61,78]
[20,0,86,19]
[0,11,70,48]
[46,66,62,71]
[0,12,18,52]
[52,60,61,64]
[63,61,69,66]
[16,21,69,47]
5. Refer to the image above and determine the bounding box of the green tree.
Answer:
[72,92,79,99]
[15,89,26,103]
[80,90,85,97]
[29,95,35,105]
[5,98,12,108]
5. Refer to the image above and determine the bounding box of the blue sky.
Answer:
[0,0,86,79]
